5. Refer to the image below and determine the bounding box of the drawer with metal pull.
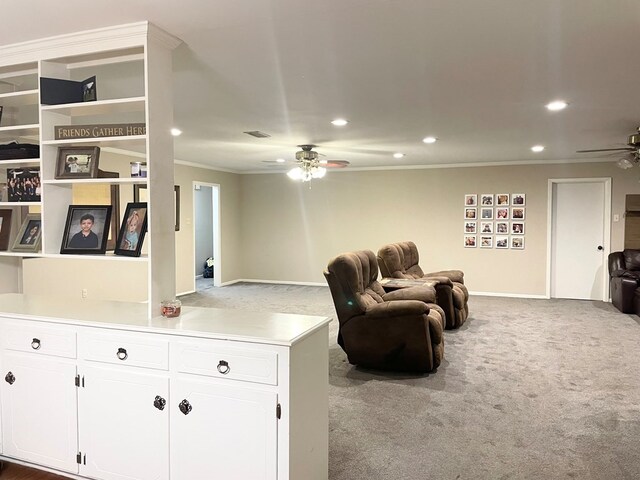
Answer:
[175,341,278,385]
[1,321,76,359]
[79,332,169,370]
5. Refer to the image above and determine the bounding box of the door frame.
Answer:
[192,182,221,290]
[546,177,611,300]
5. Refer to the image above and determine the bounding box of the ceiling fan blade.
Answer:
[576,147,635,153]
[321,160,350,168]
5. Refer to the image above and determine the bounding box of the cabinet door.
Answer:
[78,365,169,480]
[171,378,278,480]
[0,352,78,473]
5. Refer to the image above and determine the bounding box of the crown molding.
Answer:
[174,159,241,174]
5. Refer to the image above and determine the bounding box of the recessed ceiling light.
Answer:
[531,145,545,152]
[171,128,182,136]
[546,100,568,111]
[393,153,405,159]
[319,159,328,164]
[276,158,286,163]
[331,119,349,126]
[422,136,437,144]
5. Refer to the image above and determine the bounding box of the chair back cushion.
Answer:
[623,249,640,271]
[377,241,425,279]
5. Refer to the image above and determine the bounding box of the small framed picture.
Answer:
[481,208,493,219]
[496,222,509,234]
[495,208,509,220]
[464,235,477,248]
[82,76,97,102]
[480,194,494,206]
[511,207,525,220]
[114,202,148,257]
[512,193,525,206]
[496,194,510,206]
[464,221,477,233]
[511,222,525,235]
[464,208,477,219]
[7,167,41,202]
[56,146,100,179]
[511,236,525,249]
[0,209,13,250]
[464,194,477,206]
[11,214,41,253]
[480,236,493,248]
[60,205,112,255]
[495,235,509,249]
[480,221,493,234]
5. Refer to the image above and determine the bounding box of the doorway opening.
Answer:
[193,182,221,292]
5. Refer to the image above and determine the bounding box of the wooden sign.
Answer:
[54,123,146,140]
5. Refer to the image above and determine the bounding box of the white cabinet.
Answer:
[0,295,330,480]
[171,377,278,480]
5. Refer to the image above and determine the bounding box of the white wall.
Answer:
[194,185,213,276]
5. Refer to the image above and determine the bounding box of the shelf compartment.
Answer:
[0,202,41,207]
[0,251,44,258]
[0,124,40,137]
[0,89,39,108]
[41,97,146,116]
[43,178,148,186]
[0,159,41,166]
[42,253,149,262]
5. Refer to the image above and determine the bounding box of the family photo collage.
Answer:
[463,193,526,249]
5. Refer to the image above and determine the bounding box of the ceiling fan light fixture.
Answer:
[616,157,635,170]
[546,100,568,111]
[287,167,304,180]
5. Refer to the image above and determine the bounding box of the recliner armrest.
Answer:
[382,285,437,303]
[424,269,464,284]
[365,300,429,318]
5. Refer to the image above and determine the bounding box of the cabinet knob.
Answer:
[4,372,15,385]
[153,395,166,411]
[217,360,230,375]
[179,399,192,415]
[31,338,41,350]
[116,348,128,361]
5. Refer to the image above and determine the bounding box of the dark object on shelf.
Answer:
[609,250,640,314]
[114,202,148,257]
[55,146,100,179]
[0,209,12,251]
[40,75,97,105]
[0,142,39,160]
[7,167,41,202]
[203,257,214,278]
[60,205,112,255]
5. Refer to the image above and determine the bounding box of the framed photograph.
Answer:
[60,205,112,255]
[0,209,13,250]
[11,214,41,252]
[511,236,525,249]
[480,221,493,234]
[496,221,509,234]
[464,194,477,206]
[480,236,493,248]
[464,208,477,220]
[115,202,148,257]
[496,194,509,206]
[480,194,494,206]
[480,208,493,219]
[56,146,100,179]
[511,222,525,235]
[511,207,525,220]
[134,184,180,231]
[464,235,477,248]
[73,182,120,251]
[512,193,526,206]
[495,208,509,220]
[495,235,509,249]
[7,167,41,202]
[82,76,97,102]
[464,221,477,234]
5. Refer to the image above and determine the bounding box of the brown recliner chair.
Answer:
[324,250,445,372]
[608,249,640,314]
[377,241,469,328]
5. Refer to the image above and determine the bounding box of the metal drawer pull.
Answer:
[5,372,15,385]
[217,360,230,375]
[179,399,192,415]
[31,338,41,350]
[116,348,128,361]
[154,395,166,411]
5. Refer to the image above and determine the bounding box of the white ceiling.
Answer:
[2,0,640,172]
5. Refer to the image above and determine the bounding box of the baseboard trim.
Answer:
[226,278,327,287]
[470,291,548,299]
[195,274,203,279]
[219,279,243,286]
[177,289,195,296]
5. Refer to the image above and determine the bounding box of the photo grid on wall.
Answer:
[464,193,525,249]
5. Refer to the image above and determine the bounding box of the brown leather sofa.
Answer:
[324,250,445,372]
[608,249,640,314]
[377,241,469,328]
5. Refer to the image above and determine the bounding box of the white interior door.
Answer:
[550,180,609,300]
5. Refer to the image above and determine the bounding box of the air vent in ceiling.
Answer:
[244,130,271,138]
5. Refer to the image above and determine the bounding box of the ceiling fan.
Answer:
[263,145,350,181]
[576,128,640,169]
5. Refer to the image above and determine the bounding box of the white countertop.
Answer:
[0,294,331,346]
